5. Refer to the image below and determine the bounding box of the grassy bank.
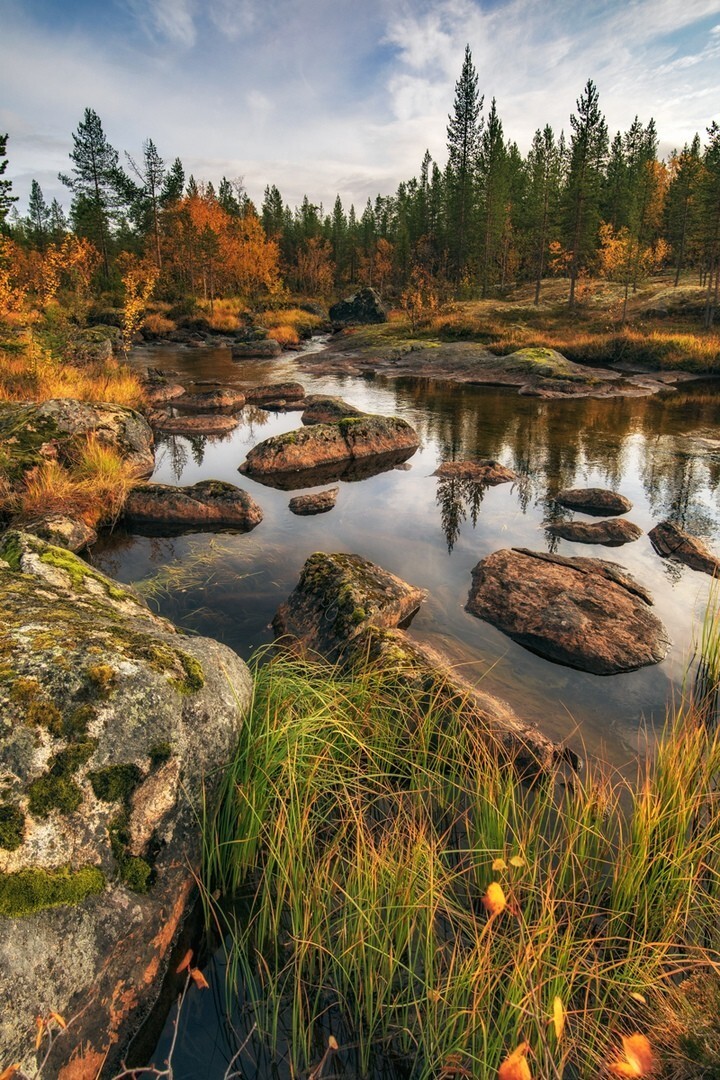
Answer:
[203,648,720,1078]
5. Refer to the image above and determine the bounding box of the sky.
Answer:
[2,0,720,217]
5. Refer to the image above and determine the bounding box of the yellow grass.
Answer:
[6,436,136,528]
[265,322,299,346]
[141,312,176,335]
[0,338,145,408]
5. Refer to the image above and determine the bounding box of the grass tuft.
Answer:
[203,647,720,1078]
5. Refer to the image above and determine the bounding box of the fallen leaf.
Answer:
[482,881,507,917]
[609,1034,656,1077]
[50,1011,67,1030]
[0,1065,21,1079]
[509,856,525,868]
[498,1041,532,1080]
[328,1036,339,1050]
[176,949,193,974]
[552,996,565,1041]
[629,992,647,1005]
[492,858,508,871]
[34,1017,45,1051]
[189,967,210,990]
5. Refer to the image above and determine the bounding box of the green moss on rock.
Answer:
[49,740,97,778]
[149,742,172,769]
[0,865,105,917]
[28,775,84,818]
[0,803,26,851]
[89,763,143,803]
[85,663,117,699]
[119,856,152,893]
[37,547,132,602]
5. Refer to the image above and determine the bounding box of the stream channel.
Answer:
[90,336,720,1077]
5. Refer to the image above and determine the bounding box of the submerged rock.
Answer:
[273,552,427,663]
[231,339,282,359]
[151,413,240,436]
[172,388,246,412]
[0,531,251,1074]
[243,382,306,406]
[466,547,669,675]
[0,398,155,482]
[434,459,517,484]
[288,488,339,516]
[301,396,364,425]
[124,479,263,533]
[649,521,720,576]
[329,287,387,325]
[545,518,642,547]
[554,488,632,516]
[239,414,419,488]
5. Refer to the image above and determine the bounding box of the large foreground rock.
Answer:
[649,521,720,576]
[554,488,632,516]
[124,479,263,533]
[0,531,251,1075]
[19,512,98,553]
[466,548,669,675]
[273,552,427,662]
[0,399,155,482]
[239,414,419,488]
[329,287,387,325]
[546,518,642,547]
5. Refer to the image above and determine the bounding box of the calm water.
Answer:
[97,340,720,1077]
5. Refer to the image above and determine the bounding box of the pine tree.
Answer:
[59,108,127,278]
[261,185,284,239]
[562,80,608,307]
[126,138,166,267]
[446,45,483,282]
[186,175,199,198]
[0,133,18,232]
[218,177,241,217]
[26,179,51,249]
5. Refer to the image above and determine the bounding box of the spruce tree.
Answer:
[477,98,509,296]
[562,80,608,307]
[666,135,702,286]
[699,122,720,327]
[446,44,483,282]
[49,199,68,243]
[26,179,51,248]
[160,158,185,206]
[524,125,563,303]
[0,133,18,232]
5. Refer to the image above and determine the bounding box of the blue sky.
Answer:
[2,0,720,215]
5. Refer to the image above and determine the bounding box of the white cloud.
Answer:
[127,0,198,46]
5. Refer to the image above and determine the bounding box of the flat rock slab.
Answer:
[466,547,669,675]
[555,487,632,516]
[649,521,720,576]
[231,340,282,359]
[172,388,246,412]
[301,396,364,425]
[239,414,419,488]
[244,382,306,405]
[289,488,339,516]
[124,479,263,532]
[546,518,642,547]
[273,552,427,663]
[434,459,517,484]
[144,383,186,405]
[241,447,417,491]
[152,413,239,436]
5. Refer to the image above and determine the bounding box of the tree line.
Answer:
[1,46,720,324]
